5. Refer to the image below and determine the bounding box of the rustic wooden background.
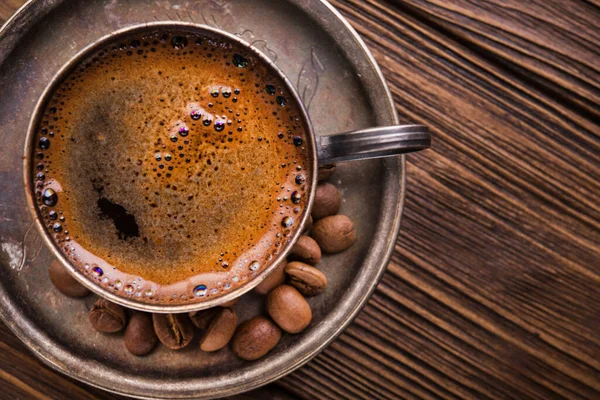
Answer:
[1,0,599,399]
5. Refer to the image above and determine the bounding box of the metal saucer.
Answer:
[0,0,405,398]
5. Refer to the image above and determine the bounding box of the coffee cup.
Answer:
[24,22,430,313]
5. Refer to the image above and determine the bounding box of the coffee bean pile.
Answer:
[48,164,357,360]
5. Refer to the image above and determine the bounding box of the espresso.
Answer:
[32,28,312,304]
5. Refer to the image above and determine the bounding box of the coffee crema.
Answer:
[32,29,312,304]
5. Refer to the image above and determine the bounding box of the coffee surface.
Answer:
[32,29,311,304]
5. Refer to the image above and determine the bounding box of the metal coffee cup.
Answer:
[24,22,430,313]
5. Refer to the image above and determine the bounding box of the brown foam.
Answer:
[32,29,311,304]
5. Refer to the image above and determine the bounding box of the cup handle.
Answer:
[316,125,431,165]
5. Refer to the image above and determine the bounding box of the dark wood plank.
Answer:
[397,0,600,116]
[0,0,23,24]
[2,1,599,399]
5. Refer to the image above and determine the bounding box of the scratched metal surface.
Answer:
[0,0,404,398]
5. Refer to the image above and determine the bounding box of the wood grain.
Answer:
[0,0,23,24]
[1,0,599,399]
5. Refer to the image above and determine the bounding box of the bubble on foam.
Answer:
[214,120,225,132]
[178,126,189,137]
[193,284,207,297]
[191,109,202,120]
[39,137,51,150]
[282,216,293,228]
[171,36,188,50]
[232,54,248,68]
[291,191,301,204]
[42,188,58,206]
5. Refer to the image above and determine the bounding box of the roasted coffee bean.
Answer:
[232,316,281,360]
[311,214,356,253]
[311,183,340,220]
[89,299,127,333]
[48,260,90,298]
[304,215,313,233]
[289,236,321,265]
[124,312,158,356]
[255,260,286,295]
[152,313,194,350]
[285,262,327,297]
[189,308,220,330]
[220,297,239,308]
[317,164,336,181]
[267,285,312,334]
[199,307,238,352]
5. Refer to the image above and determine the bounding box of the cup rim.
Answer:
[23,21,318,313]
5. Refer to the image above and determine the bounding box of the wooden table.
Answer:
[1,1,599,399]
